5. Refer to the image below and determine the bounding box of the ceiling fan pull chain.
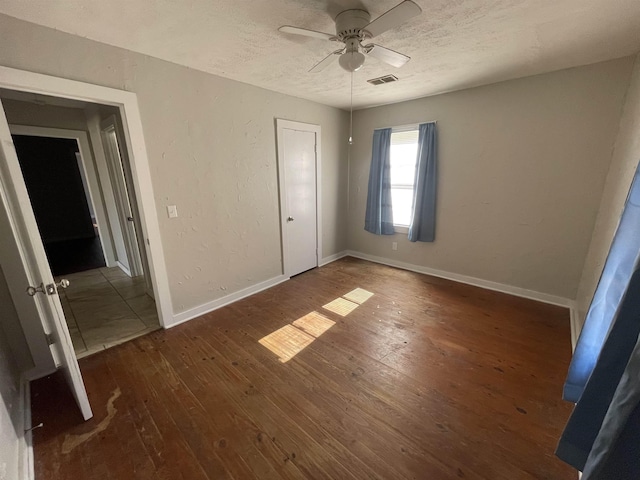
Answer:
[349,71,354,145]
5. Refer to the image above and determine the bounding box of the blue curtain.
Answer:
[408,122,437,242]
[581,333,640,479]
[556,163,640,475]
[563,164,640,403]
[364,128,395,235]
[556,265,640,476]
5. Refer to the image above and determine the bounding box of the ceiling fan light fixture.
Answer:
[279,1,421,73]
[339,50,366,72]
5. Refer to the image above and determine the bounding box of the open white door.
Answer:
[101,116,144,278]
[0,99,92,421]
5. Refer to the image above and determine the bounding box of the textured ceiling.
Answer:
[1,0,640,109]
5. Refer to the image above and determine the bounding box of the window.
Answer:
[365,122,436,241]
[389,128,419,227]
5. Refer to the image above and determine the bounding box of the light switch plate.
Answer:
[167,205,178,218]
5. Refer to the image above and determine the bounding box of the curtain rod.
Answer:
[373,120,437,131]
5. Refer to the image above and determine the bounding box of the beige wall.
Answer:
[348,58,634,300]
[575,54,640,329]
[0,265,32,372]
[0,302,23,480]
[0,12,635,317]
[0,14,349,314]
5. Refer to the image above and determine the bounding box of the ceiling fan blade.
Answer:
[279,25,336,41]
[365,44,410,68]
[363,1,422,38]
[309,49,343,73]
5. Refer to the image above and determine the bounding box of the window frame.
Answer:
[389,125,419,232]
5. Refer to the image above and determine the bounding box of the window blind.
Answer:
[391,129,419,145]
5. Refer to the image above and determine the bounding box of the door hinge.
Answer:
[45,333,55,346]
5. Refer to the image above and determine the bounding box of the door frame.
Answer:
[0,66,173,329]
[275,119,322,277]
[7,124,118,267]
[100,114,145,278]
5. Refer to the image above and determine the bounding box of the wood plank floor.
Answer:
[31,257,576,479]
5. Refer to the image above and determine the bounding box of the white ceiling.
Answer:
[1,0,640,110]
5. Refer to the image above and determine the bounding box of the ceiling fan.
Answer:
[279,1,422,73]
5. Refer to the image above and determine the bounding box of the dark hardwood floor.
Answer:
[31,257,575,479]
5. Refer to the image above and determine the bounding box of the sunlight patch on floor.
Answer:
[293,311,335,337]
[322,297,359,317]
[260,287,375,362]
[259,324,315,363]
[343,288,374,305]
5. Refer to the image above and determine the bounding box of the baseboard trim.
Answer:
[569,302,580,352]
[116,261,132,278]
[168,275,289,328]
[19,376,34,480]
[319,250,349,267]
[345,250,573,308]
[167,252,573,333]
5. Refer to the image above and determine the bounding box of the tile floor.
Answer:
[57,266,160,358]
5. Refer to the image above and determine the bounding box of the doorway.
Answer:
[0,65,173,421]
[11,134,106,275]
[7,113,161,359]
[276,119,322,277]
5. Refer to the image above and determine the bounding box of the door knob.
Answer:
[27,279,70,296]
[45,279,70,295]
[26,283,45,296]
[287,216,294,222]
[127,216,134,222]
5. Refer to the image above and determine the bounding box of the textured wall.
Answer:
[575,54,640,329]
[0,14,349,314]
[347,58,634,299]
[0,305,23,480]
[0,265,32,372]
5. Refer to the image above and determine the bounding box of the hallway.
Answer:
[57,267,160,358]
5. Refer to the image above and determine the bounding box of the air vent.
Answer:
[367,74,399,86]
